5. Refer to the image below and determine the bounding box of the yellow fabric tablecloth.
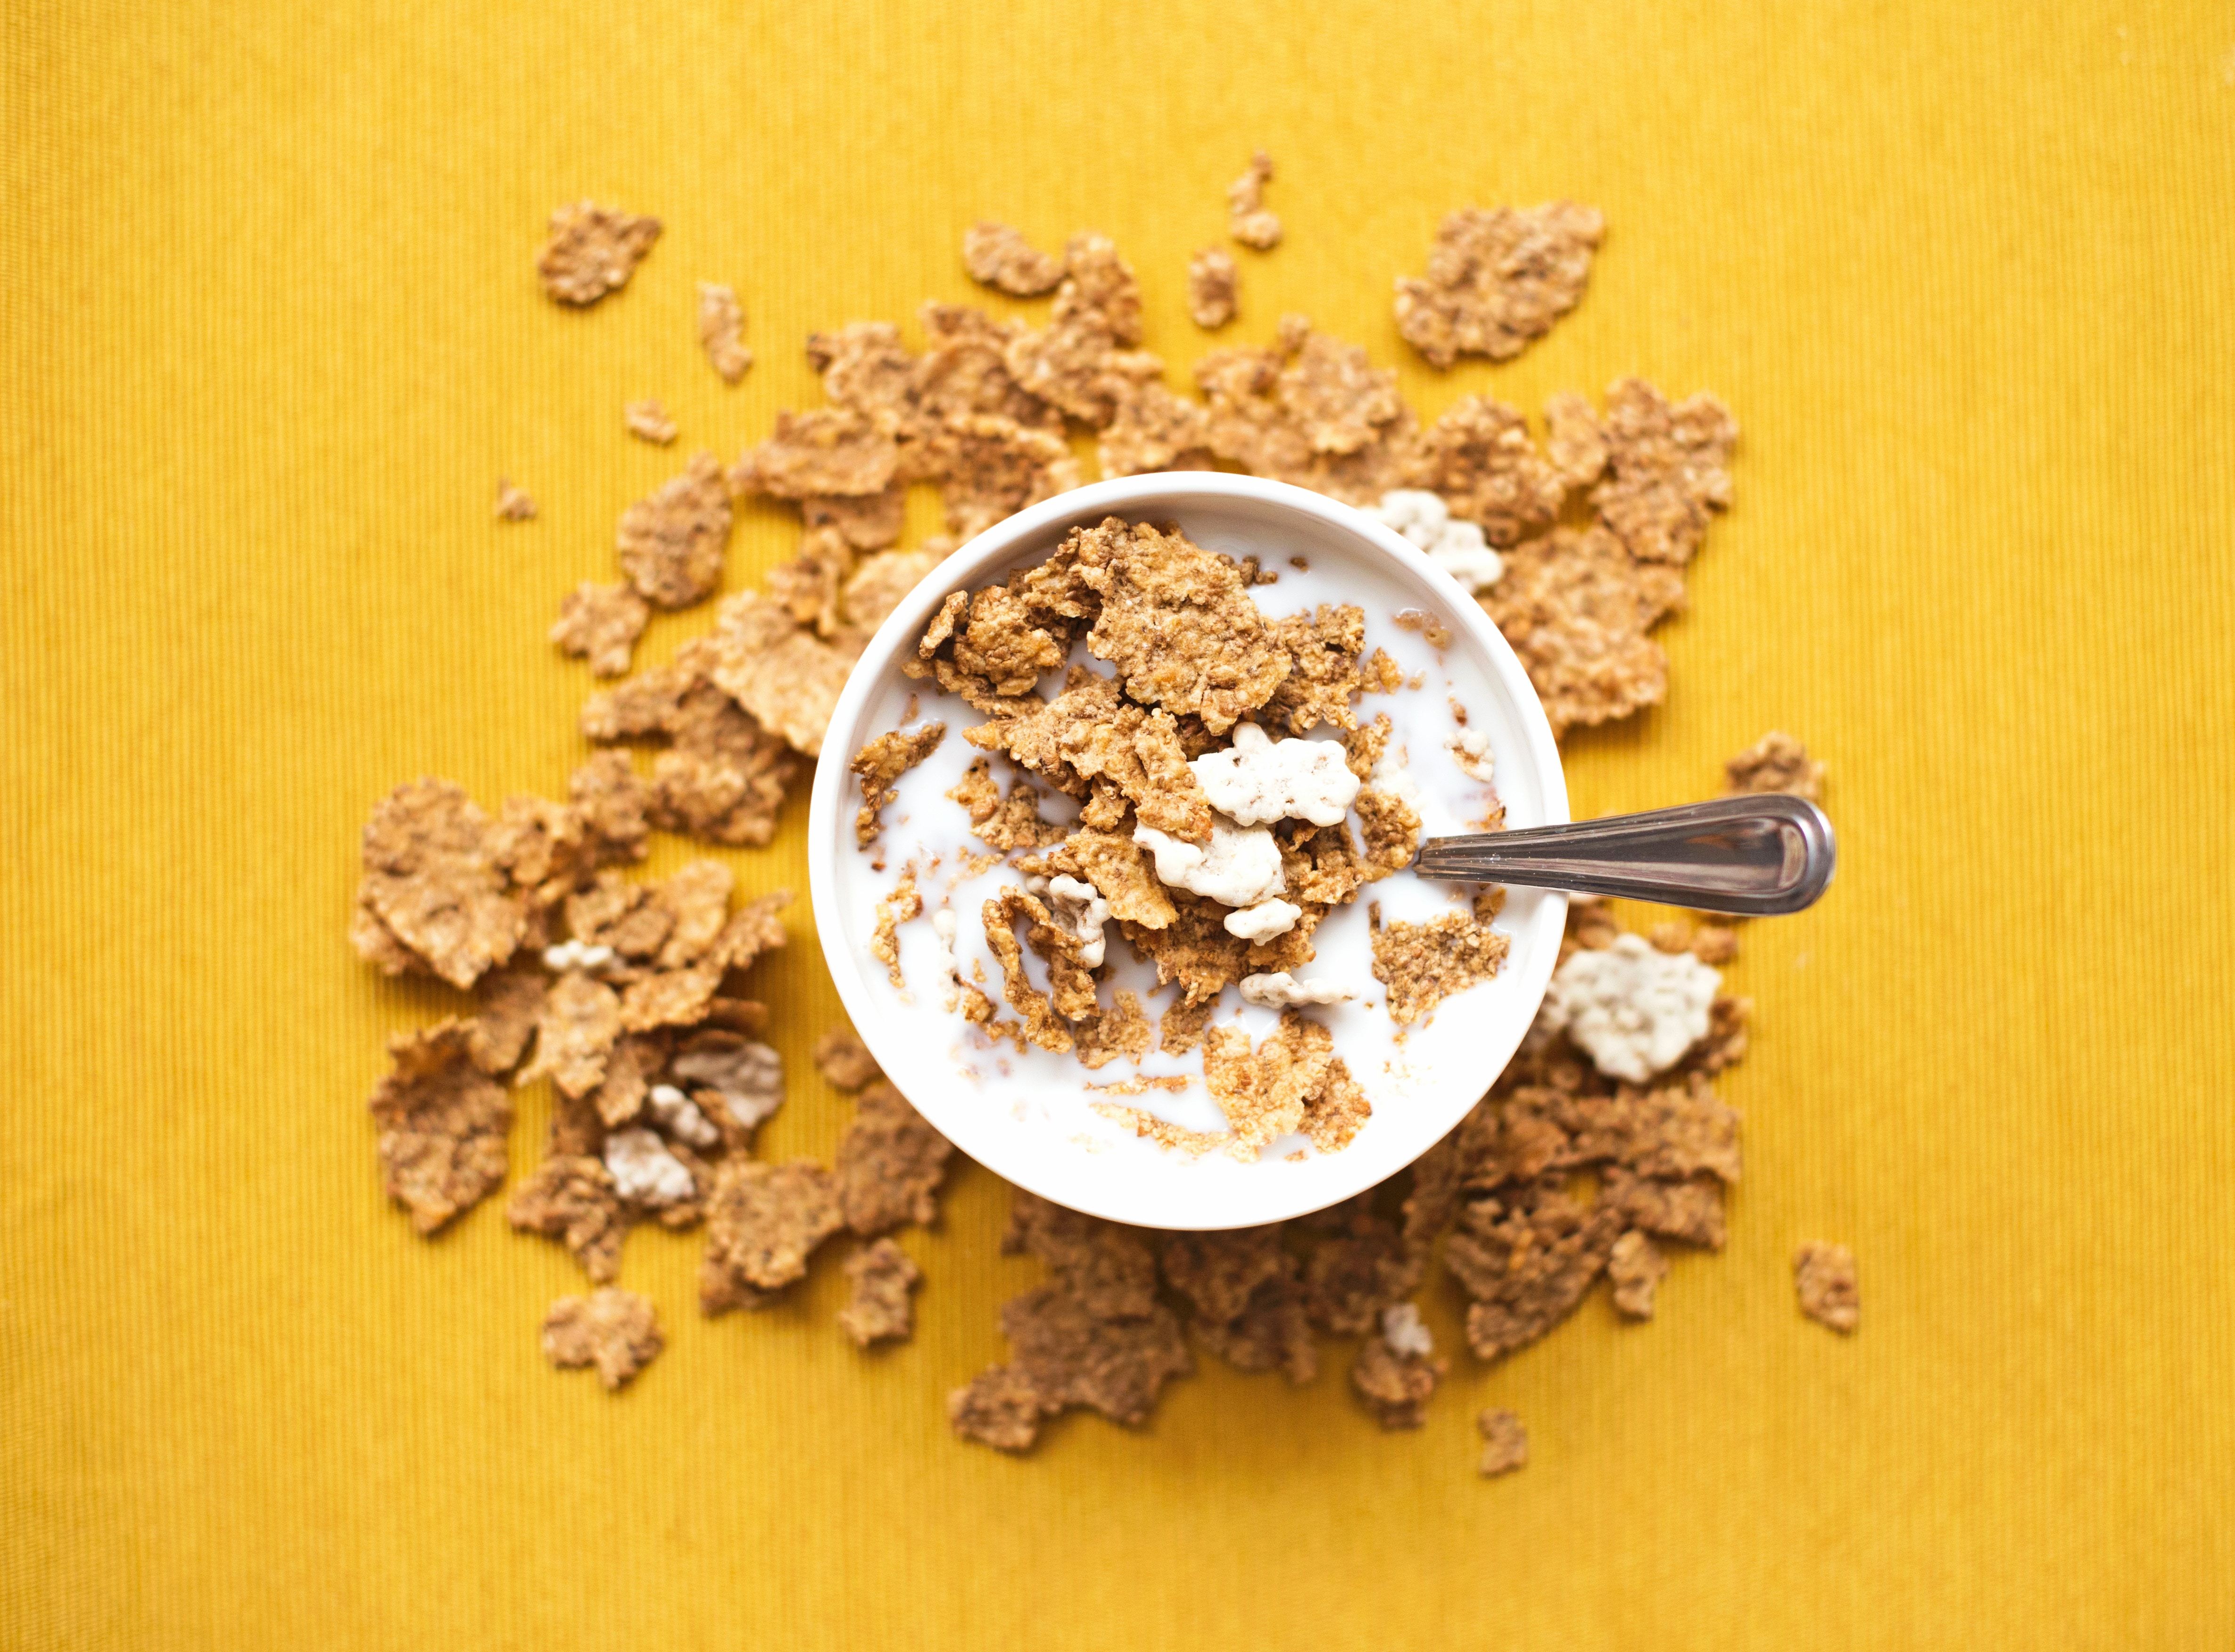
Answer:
[4,1,2232,1646]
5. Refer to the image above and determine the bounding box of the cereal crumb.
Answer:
[850,721,947,847]
[1393,202,1602,368]
[550,581,650,678]
[962,222,1067,296]
[947,1364,1046,1452]
[1794,1241,1859,1333]
[541,1288,663,1388]
[696,281,753,382]
[1188,247,1238,328]
[1227,150,1282,249]
[1725,731,1826,802]
[494,479,537,521]
[838,1238,921,1346]
[1350,1335,1444,1429]
[367,1021,513,1235]
[624,398,678,445]
[1608,1230,1670,1319]
[507,1153,628,1280]
[1476,1408,1528,1477]
[537,201,661,306]
[1369,904,1510,1025]
[813,1028,880,1090]
[617,451,732,610]
[835,1080,954,1235]
[871,868,922,989]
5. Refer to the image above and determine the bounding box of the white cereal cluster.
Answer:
[1366,489,1504,593]
[1189,721,1360,827]
[1538,933,1720,1083]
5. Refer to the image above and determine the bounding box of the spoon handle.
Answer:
[1414,795,1837,917]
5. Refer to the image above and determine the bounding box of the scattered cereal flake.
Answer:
[466,963,547,1075]
[1794,1241,1859,1333]
[616,963,722,1033]
[1069,518,1291,731]
[1001,1286,1193,1428]
[813,1028,880,1091]
[569,752,654,864]
[1477,1408,1529,1477]
[1227,150,1282,249]
[1194,319,1418,505]
[809,486,908,552]
[1607,1171,1727,1250]
[1447,1182,1622,1363]
[1191,720,1360,828]
[624,398,678,445]
[696,281,752,383]
[962,221,1067,296]
[653,859,737,967]
[522,969,624,1099]
[1538,933,1719,1083]
[1259,604,1369,734]
[851,721,947,848]
[766,524,853,638]
[671,1031,785,1137]
[911,303,1062,438]
[1542,390,1607,487]
[541,1288,663,1388]
[1608,1230,1671,1320]
[634,677,798,849]
[1058,231,1145,347]
[537,201,661,306]
[1369,903,1511,1026]
[1404,396,1565,547]
[870,869,922,991]
[508,1154,629,1281]
[926,413,1083,539]
[1304,1214,1421,1333]
[591,1032,664,1128]
[1393,202,1603,369]
[1350,1336,1444,1429]
[1725,730,1826,802]
[604,1125,696,1209]
[836,1080,953,1235]
[1690,924,1740,966]
[1097,377,1217,479]
[494,479,537,521]
[839,1238,921,1346]
[1004,1190,1160,1321]
[617,451,732,610]
[699,1159,846,1312]
[947,1364,1047,1452]
[550,582,650,679]
[1162,1225,1290,1322]
[367,1022,513,1235]
[1091,1101,1228,1156]
[353,779,529,989]
[1477,526,1675,738]
[838,548,940,653]
[1156,996,1215,1054]
[703,590,853,756]
[1592,379,1738,566]
[805,320,918,424]
[1188,247,1239,329]
[735,407,901,501]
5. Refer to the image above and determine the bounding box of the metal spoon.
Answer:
[1415,794,1836,917]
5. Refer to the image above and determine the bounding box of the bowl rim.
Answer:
[805,471,1570,1229]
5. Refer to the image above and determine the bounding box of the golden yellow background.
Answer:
[5,0,2232,1645]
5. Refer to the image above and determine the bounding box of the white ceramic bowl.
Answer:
[807,474,1569,1230]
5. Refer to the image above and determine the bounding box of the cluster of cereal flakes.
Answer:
[355,195,1840,1452]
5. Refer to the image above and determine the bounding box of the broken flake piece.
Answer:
[541,1288,663,1388]
[624,398,678,445]
[697,281,752,382]
[1227,150,1282,250]
[494,479,538,521]
[368,1022,513,1235]
[1608,1230,1671,1319]
[1188,247,1238,329]
[1393,202,1601,368]
[838,1238,921,1346]
[537,201,661,306]
[850,721,947,848]
[1794,1241,1859,1333]
[835,1081,954,1235]
[551,582,651,678]
[962,222,1067,296]
[1725,730,1827,802]
[617,452,732,610]
[1476,1408,1529,1477]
